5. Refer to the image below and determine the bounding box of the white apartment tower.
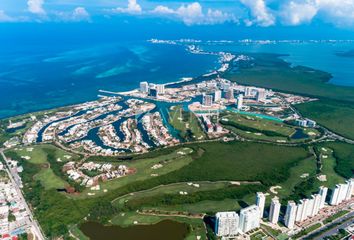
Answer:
[237,94,243,110]
[225,88,234,100]
[345,179,354,200]
[256,192,266,218]
[214,90,222,102]
[319,186,328,209]
[256,89,266,102]
[284,201,297,229]
[269,197,281,224]
[140,81,149,93]
[311,194,321,216]
[296,200,304,222]
[215,212,239,237]
[156,84,165,95]
[202,94,213,106]
[330,184,341,205]
[239,205,261,233]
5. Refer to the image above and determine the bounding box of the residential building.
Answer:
[237,94,243,110]
[296,200,304,222]
[256,192,266,218]
[330,184,341,206]
[225,88,234,100]
[256,89,266,102]
[345,179,354,200]
[269,197,281,224]
[149,88,158,98]
[284,201,297,229]
[215,211,239,237]
[202,94,213,106]
[319,186,328,209]
[239,205,260,233]
[156,84,165,95]
[140,81,149,93]
[214,90,222,102]
[311,194,321,216]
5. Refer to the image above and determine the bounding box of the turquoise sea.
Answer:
[1,39,354,119]
[0,42,218,119]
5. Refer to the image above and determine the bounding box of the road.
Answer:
[303,211,354,239]
[0,149,46,240]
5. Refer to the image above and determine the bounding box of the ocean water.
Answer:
[202,42,354,87]
[0,42,218,119]
[1,39,354,119]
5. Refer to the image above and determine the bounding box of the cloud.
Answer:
[113,0,142,14]
[0,10,14,22]
[54,7,91,22]
[151,2,235,25]
[152,5,175,15]
[176,2,204,25]
[280,1,318,25]
[72,7,90,21]
[279,0,354,27]
[240,0,275,26]
[27,0,46,15]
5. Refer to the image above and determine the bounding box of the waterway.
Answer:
[80,220,190,240]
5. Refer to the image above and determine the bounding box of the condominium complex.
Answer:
[213,179,353,237]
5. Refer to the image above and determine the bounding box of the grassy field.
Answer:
[155,141,310,186]
[168,106,206,141]
[5,141,313,238]
[296,99,354,140]
[224,53,354,102]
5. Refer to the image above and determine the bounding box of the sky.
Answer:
[1,0,354,41]
[1,0,354,28]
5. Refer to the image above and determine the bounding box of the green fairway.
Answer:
[34,168,67,190]
[5,144,79,165]
[320,142,354,179]
[4,144,79,190]
[76,148,195,198]
[316,146,345,188]
[224,53,354,102]
[275,156,317,199]
[169,105,206,141]
[296,99,354,140]
[222,112,294,137]
[112,181,232,208]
